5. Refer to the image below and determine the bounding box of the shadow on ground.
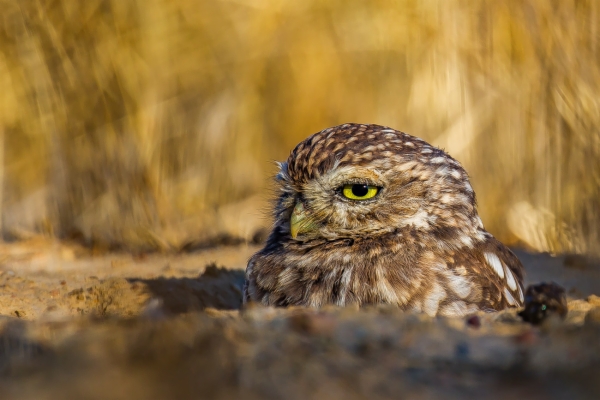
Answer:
[129,265,246,314]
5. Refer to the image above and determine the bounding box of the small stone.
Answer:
[466,315,481,328]
[587,295,600,307]
[565,299,594,325]
[568,299,594,313]
[518,282,568,325]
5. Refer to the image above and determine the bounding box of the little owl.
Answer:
[244,124,524,316]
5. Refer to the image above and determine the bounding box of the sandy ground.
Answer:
[0,238,599,399]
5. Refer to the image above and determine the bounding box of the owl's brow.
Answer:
[310,155,342,193]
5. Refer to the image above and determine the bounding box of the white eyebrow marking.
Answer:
[504,288,517,305]
[484,252,505,279]
[503,262,518,291]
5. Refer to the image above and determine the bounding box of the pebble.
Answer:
[587,295,600,307]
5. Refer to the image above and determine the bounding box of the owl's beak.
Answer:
[290,201,317,239]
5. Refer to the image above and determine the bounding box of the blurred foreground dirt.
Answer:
[0,238,599,399]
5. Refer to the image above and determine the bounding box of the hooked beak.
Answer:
[290,201,318,239]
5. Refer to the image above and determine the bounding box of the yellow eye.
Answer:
[342,184,379,200]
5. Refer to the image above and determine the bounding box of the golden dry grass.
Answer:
[0,0,599,254]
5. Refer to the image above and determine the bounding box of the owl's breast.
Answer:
[244,235,427,308]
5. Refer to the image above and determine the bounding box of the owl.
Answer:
[244,124,524,316]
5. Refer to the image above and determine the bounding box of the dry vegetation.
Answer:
[0,0,599,255]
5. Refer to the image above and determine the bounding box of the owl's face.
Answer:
[274,124,484,248]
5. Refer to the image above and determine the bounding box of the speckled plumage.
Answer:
[244,123,524,316]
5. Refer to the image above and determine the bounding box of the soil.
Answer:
[0,238,599,399]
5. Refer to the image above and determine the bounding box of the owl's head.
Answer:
[274,124,484,248]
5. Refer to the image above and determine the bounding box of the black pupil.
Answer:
[351,184,369,197]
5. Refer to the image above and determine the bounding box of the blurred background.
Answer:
[0,0,599,255]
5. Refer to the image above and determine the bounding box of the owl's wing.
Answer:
[444,237,525,311]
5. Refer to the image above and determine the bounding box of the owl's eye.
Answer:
[342,184,380,200]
